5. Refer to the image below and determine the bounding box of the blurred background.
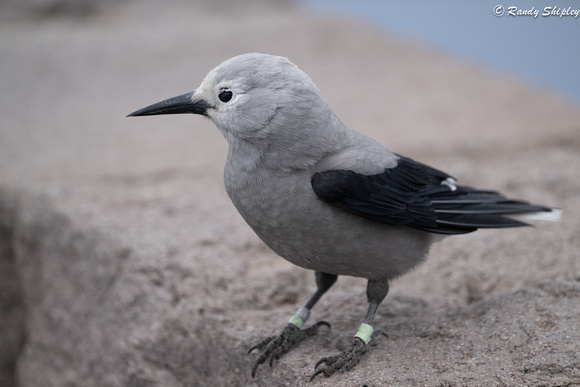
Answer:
[2,0,579,104]
[300,0,580,104]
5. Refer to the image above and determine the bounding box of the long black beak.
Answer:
[127,91,209,117]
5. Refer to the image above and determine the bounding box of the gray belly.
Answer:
[226,170,433,280]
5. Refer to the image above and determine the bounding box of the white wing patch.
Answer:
[441,177,457,191]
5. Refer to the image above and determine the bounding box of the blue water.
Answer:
[299,0,580,104]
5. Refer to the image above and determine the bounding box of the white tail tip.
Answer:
[508,208,562,223]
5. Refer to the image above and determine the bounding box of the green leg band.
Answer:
[354,322,374,345]
[288,306,310,329]
[288,315,305,329]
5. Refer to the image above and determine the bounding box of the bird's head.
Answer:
[128,53,329,146]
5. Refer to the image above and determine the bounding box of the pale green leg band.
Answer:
[288,306,310,329]
[354,322,374,345]
[288,315,305,329]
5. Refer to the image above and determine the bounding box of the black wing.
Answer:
[311,156,552,235]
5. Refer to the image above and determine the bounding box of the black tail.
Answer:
[417,186,555,235]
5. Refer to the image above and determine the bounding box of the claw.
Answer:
[314,357,328,370]
[249,321,331,377]
[314,320,331,330]
[251,358,260,378]
[309,368,325,382]
[310,332,387,379]
[247,335,276,355]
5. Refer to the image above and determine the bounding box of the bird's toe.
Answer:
[249,321,330,377]
[310,331,386,381]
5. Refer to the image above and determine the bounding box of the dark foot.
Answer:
[249,321,330,377]
[310,330,387,381]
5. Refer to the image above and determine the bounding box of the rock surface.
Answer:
[1,0,579,386]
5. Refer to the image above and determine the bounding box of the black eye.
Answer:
[219,90,233,103]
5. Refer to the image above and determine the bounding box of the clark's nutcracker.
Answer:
[128,53,559,380]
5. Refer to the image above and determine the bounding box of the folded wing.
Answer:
[311,156,553,235]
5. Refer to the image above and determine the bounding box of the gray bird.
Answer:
[128,53,559,380]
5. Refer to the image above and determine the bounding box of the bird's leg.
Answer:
[249,272,337,377]
[310,278,389,381]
